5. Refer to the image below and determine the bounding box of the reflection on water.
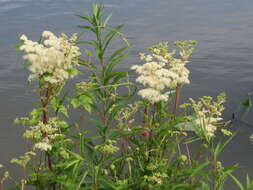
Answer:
[1,0,253,187]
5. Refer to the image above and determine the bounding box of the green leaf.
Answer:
[108,45,129,62]
[106,53,129,75]
[102,25,124,54]
[103,13,112,27]
[99,176,117,190]
[245,175,253,189]
[190,160,209,177]
[30,108,42,120]
[71,98,81,109]
[67,67,79,75]
[111,72,128,85]
[79,94,93,113]
[242,99,252,107]
[76,14,91,23]
[58,105,69,117]
[246,175,251,188]
[16,44,22,51]
[64,160,80,169]
[85,104,92,113]
[84,141,98,164]
[79,94,93,105]
[78,25,96,33]
[71,94,93,112]
[78,58,94,68]
[75,171,89,190]
[214,132,236,160]
[171,184,193,190]
[67,150,85,161]
[108,127,142,139]
[104,71,127,85]
[86,117,105,136]
[230,174,244,190]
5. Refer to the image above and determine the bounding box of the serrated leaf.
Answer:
[71,98,81,109]
[58,106,69,117]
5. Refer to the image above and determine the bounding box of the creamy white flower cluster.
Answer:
[131,53,175,104]
[193,116,222,137]
[131,41,195,104]
[180,93,229,139]
[20,31,81,84]
[23,118,67,151]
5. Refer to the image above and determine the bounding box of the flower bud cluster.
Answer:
[144,172,168,185]
[95,140,119,154]
[10,152,36,167]
[115,103,139,131]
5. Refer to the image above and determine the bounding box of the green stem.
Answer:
[185,143,192,166]
[212,150,217,190]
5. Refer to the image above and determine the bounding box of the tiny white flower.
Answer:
[34,142,52,151]
[20,34,28,41]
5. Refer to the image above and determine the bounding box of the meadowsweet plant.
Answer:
[1,3,251,190]
[10,31,81,189]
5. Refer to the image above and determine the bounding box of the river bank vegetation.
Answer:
[0,4,252,190]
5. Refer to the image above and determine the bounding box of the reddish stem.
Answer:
[173,85,181,115]
[41,88,56,190]
[143,107,148,126]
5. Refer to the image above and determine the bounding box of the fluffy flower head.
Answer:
[132,41,196,103]
[19,31,81,84]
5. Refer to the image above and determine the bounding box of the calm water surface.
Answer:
[1,0,253,188]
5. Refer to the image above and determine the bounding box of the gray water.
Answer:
[1,0,253,188]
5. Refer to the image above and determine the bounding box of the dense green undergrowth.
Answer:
[0,4,253,190]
